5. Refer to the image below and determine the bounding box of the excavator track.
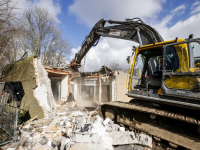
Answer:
[98,101,200,150]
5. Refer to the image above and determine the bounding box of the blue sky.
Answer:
[57,0,199,47]
[18,0,200,71]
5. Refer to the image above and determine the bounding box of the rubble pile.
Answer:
[2,101,152,150]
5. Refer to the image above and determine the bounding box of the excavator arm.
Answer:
[71,18,164,70]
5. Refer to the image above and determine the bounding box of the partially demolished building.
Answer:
[71,66,116,107]
[0,57,132,118]
[71,66,132,107]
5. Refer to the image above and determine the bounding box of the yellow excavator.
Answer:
[71,18,200,149]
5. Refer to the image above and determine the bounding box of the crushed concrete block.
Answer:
[133,145,146,150]
[71,132,76,142]
[90,115,106,134]
[33,144,50,150]
[82,134,92,143]
[44,133,54,138]
[103,118,111,126]
[108,131,152,148]
[75,133,83,143]
[72,118,76,123]
[15,146,25,150]
[93,115,103,124]
[107,124,120,132]
[20,137,28,146]
[76,116,85,129]
[119,127,125,131]
[60,137,70,150]
[50,126,57,131]
[108,131,129,145]
[135,133,152,148]
[92,143,105,150]
[65,141,75,150]
[81,123,90,132]
[70,143,93,150]
[67,128,73,138]
[91,134,101,144]
[47,139,56,148]
[52,136,64,146]
[57,112,67,116]
[70,111,84,117]
[20,128,33,137]
[60,120,65,126]
[39,136,48,145]
[114,144,133,150]
[65,121,71,128]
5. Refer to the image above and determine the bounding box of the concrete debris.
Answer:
[39,136,48,145]
[119,127,125,131]
[69,111,84,117]
[113,145,133,150]
[108,131,152,147]
[1,101,152,150]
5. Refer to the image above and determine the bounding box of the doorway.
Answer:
[51,79,61,101]
[81,85,94,101]
[101,85,110,102]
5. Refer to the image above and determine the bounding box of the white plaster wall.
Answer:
[116,71,132,102]
[112,78,116,101]
[71,80,78,101]
[34,58,56,118]
[61,75,68,101]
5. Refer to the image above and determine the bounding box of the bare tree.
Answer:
[21,7,55,56]
[109,59,121,71]
[20,6,71,67]
[42,28,72,67]
[0,0,20,66]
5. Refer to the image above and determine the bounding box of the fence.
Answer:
[0,82,18,145]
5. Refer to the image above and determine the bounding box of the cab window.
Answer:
[165,46,179,71]
[188,42,200,68]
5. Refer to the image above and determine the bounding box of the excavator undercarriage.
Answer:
[98,100,200,149]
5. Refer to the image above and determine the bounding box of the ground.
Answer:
[0,101,152,150]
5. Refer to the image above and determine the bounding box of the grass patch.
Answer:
[18,109,31,125]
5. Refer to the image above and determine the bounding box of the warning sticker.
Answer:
[109,29,121,36]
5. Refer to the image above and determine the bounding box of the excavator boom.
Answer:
[71,18,163,69]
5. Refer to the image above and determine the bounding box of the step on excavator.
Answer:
[71,18,200,149]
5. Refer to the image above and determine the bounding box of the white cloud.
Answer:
[192,1,200,8]
[152,3,200,41]
[170,4,186,15]
[71,38,134,72]
[162,13,200,40]
[68,0,165,28]
[34,0,61,23]
[191,1,200,14]
[14,0,61,23]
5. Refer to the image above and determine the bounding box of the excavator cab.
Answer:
[128,38,200,109]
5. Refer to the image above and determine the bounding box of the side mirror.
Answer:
[158,58,163,71]
[126,56,130,64]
